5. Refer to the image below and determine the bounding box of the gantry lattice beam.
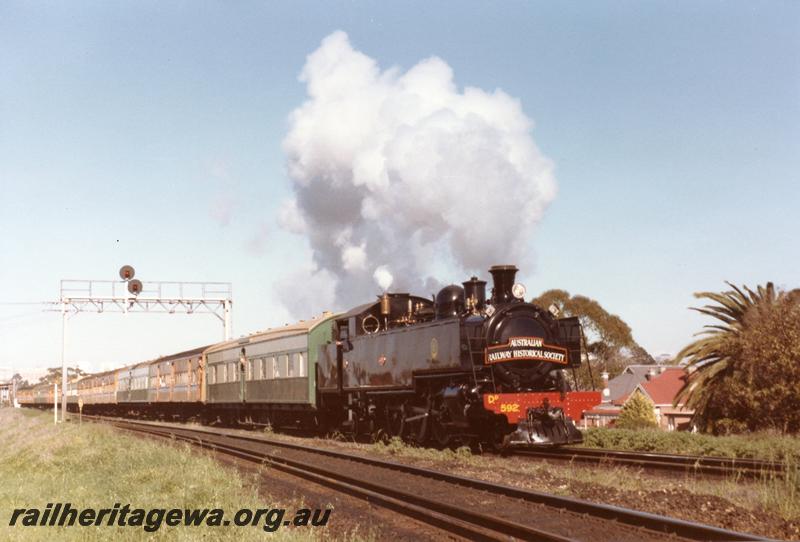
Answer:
[47,280,233,332]
[46,277,233,423]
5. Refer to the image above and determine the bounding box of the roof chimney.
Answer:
[601,371,610,402]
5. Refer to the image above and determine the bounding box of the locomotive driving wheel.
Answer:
[483,415,512,454]
[385,404,405,439]
[398,401,430,445]
[428,396,451,448]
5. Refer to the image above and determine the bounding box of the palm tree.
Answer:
[675,282,780,418]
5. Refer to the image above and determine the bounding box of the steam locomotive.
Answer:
[317,265,601,448]
[18,265,601,448]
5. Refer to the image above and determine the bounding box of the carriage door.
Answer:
[239,348,246,402]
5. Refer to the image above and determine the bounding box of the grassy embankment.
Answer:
[580,427,800,463]
[0,408,369,542]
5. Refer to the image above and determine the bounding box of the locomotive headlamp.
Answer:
[512,283,527,300]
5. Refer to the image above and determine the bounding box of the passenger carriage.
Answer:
[115,362,150,414]
[203,312,337,426]
[146,346,208,418]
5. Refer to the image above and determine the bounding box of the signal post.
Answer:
[52,265,233,423]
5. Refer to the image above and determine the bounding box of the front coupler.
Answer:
[507,401,583,446]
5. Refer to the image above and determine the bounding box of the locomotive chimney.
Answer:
[601,371,610,402]
[462,276,486,311]
[489,265,518,305]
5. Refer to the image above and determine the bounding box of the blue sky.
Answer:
[1,2,798,378]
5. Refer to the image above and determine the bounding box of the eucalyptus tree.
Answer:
[531,290,650,388]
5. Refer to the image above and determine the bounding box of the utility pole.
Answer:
[61,300,67,422]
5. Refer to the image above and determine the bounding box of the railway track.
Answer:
[90,416,770,542]
[515,446,787,478]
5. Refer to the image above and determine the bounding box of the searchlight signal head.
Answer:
[127,279,143,296]
[119,265,135,281]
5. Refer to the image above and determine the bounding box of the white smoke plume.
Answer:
[373,265,394,292]
[280,31,556,313]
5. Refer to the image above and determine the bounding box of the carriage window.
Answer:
[229,362,238,382]
[247,359,253,381]
[278,354,288,379]
[220,364,227,384]
[298,352,306,377]
[288,353,297,378]
[208,368,215,385]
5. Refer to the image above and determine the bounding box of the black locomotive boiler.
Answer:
[317,265,601,448]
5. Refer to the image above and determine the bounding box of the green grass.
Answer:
[372,437,478,465]
[580,427,800,462]
[0,408,371,542]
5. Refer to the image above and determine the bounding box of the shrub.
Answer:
[616,390,658,430]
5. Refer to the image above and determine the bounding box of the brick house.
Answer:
[582,366,694,431]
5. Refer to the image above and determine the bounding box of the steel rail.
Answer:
[514,446,786,478]
[91,416,771,542]
[107,419,576,542]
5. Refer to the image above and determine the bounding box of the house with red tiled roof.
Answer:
[582,366,694,431]
[634,367,694,431]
